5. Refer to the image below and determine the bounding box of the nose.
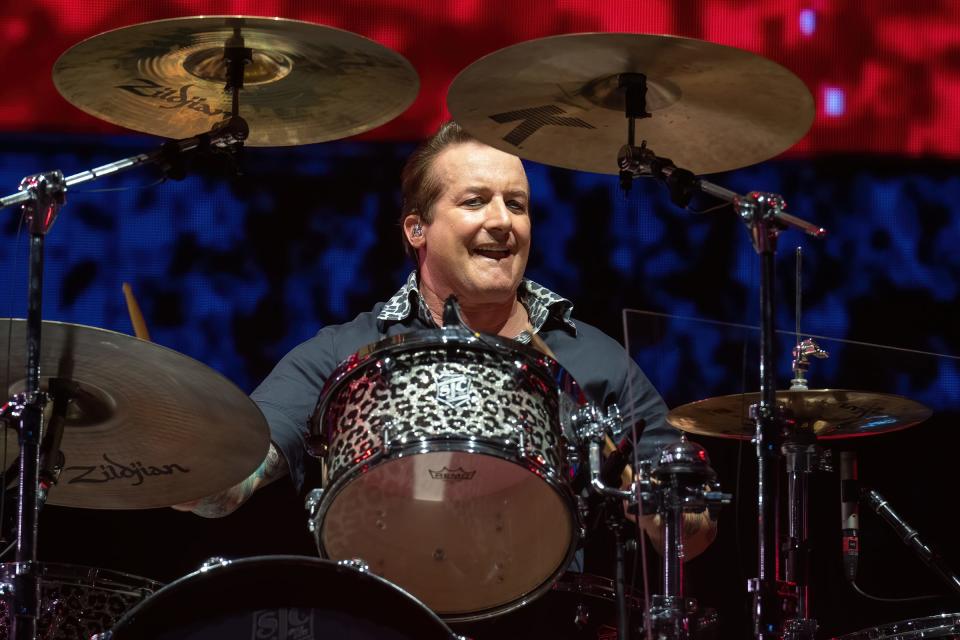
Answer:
[483,197,512,236]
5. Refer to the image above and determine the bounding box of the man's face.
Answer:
[416,141,531,305]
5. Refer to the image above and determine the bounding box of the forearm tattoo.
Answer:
[191,444,286,518]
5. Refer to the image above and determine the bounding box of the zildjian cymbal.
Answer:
[0,319,269,509]
[52,16,419,146]
[447,33,814,175]
[666,390,932,440]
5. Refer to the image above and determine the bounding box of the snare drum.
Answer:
[0,563,160,640]
[832,613,960,639]
[306,329,585,620]
[106,555,453,639]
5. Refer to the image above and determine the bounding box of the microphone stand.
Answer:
[615,70,827,640]
[861,488,960,598]
[0,34,251,640]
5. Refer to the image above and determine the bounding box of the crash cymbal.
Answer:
[447,33,814,175]
[667,390,931,440]
[52,16,419,146]
[0,319,269,509]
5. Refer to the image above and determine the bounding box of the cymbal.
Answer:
[52,16,419,146]
[0,319,269,509]
[667,390,932,440]
[447,33,814,175]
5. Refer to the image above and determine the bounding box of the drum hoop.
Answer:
[550,573,645,608]
[110,555,451,634]
[312,444,582,622]
[0,562,162,593]
[311,329,583,442]
[833,613,960,639]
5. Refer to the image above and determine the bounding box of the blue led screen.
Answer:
[1,134,958,637]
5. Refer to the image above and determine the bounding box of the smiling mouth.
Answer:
[474,248,511,260]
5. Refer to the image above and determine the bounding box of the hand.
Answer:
[619,460,718,560]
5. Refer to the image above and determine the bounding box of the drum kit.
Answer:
[0,14,956,640]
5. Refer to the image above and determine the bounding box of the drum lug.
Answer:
[515,421,527,455]
[305,487,324,532]
[338,557,370,573]
[199,557,232,572]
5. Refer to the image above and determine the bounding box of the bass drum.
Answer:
[0,563,160,640]
[307,328,586,621]
[832,613,960,639]
[104,556,454,639]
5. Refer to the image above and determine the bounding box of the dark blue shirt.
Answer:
[251,275,677,492]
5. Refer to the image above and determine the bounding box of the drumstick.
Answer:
[527,325,631,485]
[122,282,152,341]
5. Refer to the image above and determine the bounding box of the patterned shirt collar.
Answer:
[377,271,576,339]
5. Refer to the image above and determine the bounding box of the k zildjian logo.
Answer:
[428,466,476,481]
[489,105,595,147]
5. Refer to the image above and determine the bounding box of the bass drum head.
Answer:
[832,613,960,639]
[108,556,452,640]
[321,450,574,617]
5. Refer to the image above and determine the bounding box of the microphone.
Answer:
[840,450,860,581]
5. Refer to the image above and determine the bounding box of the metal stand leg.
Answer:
[643,439,731,640]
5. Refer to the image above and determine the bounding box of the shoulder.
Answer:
[292,305,387,364]
[549,317,630,363]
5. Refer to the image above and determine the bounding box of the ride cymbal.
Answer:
[1,319,269,509]
[447,33,814,175]
[53,16,419,146]
[666,390,932,440]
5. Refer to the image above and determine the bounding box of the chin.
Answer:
[466,277,522,302]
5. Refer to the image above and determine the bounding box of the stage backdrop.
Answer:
[0,1,958,638]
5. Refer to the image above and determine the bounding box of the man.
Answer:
[175,121,716,559]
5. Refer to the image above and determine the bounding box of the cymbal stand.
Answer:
[614,77,826,637]
[0,36,251,640]
[779,338,831,639]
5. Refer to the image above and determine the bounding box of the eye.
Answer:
[461,197,484,208]
[507,199,528,212]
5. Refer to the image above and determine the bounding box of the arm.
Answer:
[633,509,718,561]
[614,353,718,559]
[172,443,288,518]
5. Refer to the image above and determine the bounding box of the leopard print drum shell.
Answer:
[307,329,585,621]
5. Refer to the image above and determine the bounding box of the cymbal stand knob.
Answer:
[789,338,829,391]
[223,26,253,120]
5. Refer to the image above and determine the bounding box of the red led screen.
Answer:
[1,0,958,155]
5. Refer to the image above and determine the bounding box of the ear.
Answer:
[403,213,425,249]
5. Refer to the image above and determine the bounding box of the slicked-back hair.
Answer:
[398,121,478,261]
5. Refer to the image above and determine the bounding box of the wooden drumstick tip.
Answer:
[122,282,152,342]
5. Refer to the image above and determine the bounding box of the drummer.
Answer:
[175,121,717,558]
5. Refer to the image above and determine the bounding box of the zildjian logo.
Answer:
[115,78,228,117]
[65,454,190,486]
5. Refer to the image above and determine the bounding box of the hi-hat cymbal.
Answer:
[52,16,419,146]
[1,319,269,509]
[667,390,932,440]
[447,33,814,175]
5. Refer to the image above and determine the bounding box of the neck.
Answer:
[419,280,529,337]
